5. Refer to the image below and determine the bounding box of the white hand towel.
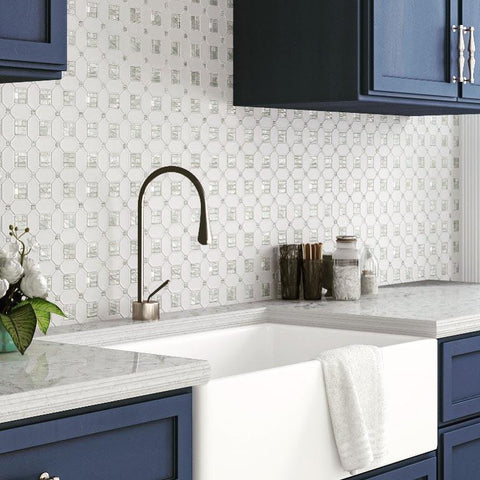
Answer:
[318,345,386,475]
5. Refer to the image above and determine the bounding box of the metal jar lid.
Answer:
[336,235,357,244]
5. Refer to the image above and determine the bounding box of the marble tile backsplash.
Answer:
[0,0,461,325]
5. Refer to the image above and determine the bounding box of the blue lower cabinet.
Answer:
[440,417,480,480]
[0,392,192,480]
[440,335,480,423]
[354,457,436,480]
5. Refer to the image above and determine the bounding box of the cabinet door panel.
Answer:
[0,1,48,42]
[0,393,192,480]
[440,419,480,480]
[371,0,458,98]
[440,335,480,423]
[0,0,66,68]
[460,0,480,100]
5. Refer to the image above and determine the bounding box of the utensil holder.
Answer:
[302,259,323,300]
[279,244,302,300]
[322,254,333,297]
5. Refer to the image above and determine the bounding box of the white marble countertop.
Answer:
[269,281,480,338]
[1,281,479,424]
[0,340,210,424]
[43,281,480,342]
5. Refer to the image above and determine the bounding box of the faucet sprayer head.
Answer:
[198,203,211,246]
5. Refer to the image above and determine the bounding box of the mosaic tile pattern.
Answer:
[0,0,461,324]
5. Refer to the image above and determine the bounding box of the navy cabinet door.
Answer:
[440,418,480,480]
[460,0,480,101]
[0,0,66,77]
[440,335,480,423]
[0,393,192,480]
[370,0,458,99]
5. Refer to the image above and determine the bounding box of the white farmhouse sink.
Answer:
[110,323,437,480]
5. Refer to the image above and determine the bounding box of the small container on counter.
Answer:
[361,245,379,295]
[279,244,302,300]
[322,254,333,297]
[302,243,323,300]
[332,236,361,301]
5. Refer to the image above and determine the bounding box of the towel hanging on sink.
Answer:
[318,345,386,475]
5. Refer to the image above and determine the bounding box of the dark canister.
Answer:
[322,254,333,297]
[279,244,302,300]
[302,259,323,300]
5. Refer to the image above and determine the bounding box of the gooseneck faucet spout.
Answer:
[133,166,210,321]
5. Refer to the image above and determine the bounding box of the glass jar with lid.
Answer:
[361,245,379,295]
[332,236,361,301]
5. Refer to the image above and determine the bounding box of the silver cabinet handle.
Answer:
[467,26,476,84]
[39,473,60,480]
[453,24,467,83]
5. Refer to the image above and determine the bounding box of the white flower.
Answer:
[0,258,24,284]
[0,279,9,299]
[4,243,19,259]
[21,273,48,298]
[0,243,20,262]
[23,258,41,275]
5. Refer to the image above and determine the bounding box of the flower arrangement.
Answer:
[0,225,65,354]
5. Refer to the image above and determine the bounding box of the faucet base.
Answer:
[132,301,160,321]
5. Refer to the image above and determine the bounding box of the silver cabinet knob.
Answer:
[39,473,60,480]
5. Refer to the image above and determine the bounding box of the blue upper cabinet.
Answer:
[370,0,458,99]
[234,0,480,115]
[0,0,67,83]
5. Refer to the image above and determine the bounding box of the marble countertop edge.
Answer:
[0,359,210,424]
[435,315,480,338]
[42,306,268,347]
[41,309,267,347]
[271,313,438,338]
[42,303,447,347]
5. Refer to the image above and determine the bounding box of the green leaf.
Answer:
[13,298,66,335]
[0,304,37,355]
[32,308,50,335]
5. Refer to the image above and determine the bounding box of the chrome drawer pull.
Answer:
[39,472,60,480]
[452,24,467,83]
